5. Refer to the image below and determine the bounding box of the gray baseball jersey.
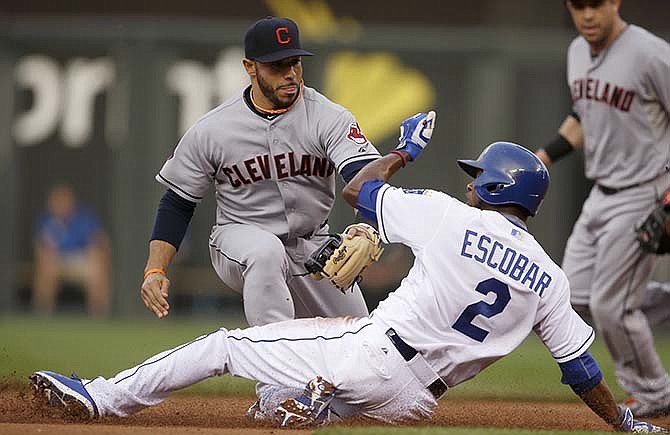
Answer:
[155,84,380,328]
[567,24,670,188]
[563,24,670,409]
[158,85,381,241]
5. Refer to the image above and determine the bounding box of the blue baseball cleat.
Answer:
[617,406,668,433]
[30,370,99,419]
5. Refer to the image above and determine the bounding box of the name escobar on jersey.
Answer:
[460,229,553,297]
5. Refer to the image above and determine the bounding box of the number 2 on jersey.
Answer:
[452,278,511,342]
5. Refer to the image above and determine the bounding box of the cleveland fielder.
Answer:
[138,17,380,413]
[141,17,380,324]
[536,0,670,418]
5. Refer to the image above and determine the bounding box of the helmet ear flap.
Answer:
[485,183,508,193]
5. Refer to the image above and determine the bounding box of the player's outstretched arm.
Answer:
[141,189,197,318]
[536,114,583,168]
[558,350,667,432]
[342,154,405,208]
[141,240,175,318]
[578,379,668,433]
[343,111,436,208]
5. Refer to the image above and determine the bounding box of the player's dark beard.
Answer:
[256,70,297,110]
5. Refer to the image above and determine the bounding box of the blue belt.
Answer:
[385,328,448,400]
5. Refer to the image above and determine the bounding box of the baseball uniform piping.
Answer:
[208,241,246,268]
[226,321,373,344]
[554,329,595,361]
[157,173,203,201]
[621,257,644,375]
[378,185,391,244]
[337,154,382,173]
[114,329,226,385]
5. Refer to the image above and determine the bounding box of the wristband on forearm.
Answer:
[542,133,574,163]
[389,150,408,167]
[144,268,166,280]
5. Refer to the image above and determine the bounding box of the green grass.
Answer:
[448,330,670,402]
[0,315,255,395]
[1,315,669,401]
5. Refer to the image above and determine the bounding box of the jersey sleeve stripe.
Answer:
[336,153,381,173]
[554,329,595,363]
[377,184,393,244]
[156,173,203,201]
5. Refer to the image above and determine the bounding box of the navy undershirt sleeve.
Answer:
[150,189,196,250]
[340,158,377,183]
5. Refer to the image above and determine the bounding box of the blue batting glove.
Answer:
[396,110,436,161]
[617,406,668,433]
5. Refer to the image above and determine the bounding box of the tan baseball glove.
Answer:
[305,223,384,293]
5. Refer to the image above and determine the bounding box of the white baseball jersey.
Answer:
[157,85,381,241]
[78,184,595,423]
[567,25,670,188]
[370,185,594,387]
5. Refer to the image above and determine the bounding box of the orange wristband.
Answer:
[144,268,166,280]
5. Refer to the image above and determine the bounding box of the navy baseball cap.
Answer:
[565,0,606,7]
[244,17,314,63]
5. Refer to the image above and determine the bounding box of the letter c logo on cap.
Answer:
[276,27,291,44]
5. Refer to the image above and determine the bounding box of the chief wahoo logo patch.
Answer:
[346,122,369,146]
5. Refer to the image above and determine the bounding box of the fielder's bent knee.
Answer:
[245,237,288,270]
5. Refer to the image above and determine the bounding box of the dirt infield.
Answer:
[1,387,669,434]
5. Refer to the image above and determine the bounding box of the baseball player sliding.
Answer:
[30,112,667,433]
[535,0,670,418]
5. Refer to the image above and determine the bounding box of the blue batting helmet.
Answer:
[457,142,550,216]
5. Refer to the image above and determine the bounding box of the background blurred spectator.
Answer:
[32,184,111,316]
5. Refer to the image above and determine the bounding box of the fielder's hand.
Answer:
[396,110,436,161]
[141,271,171,318]
[616,406,668,433]
[305,223,384,293]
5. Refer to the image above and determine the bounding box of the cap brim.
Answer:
[457,159,481,178]
[253,49,314,63]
